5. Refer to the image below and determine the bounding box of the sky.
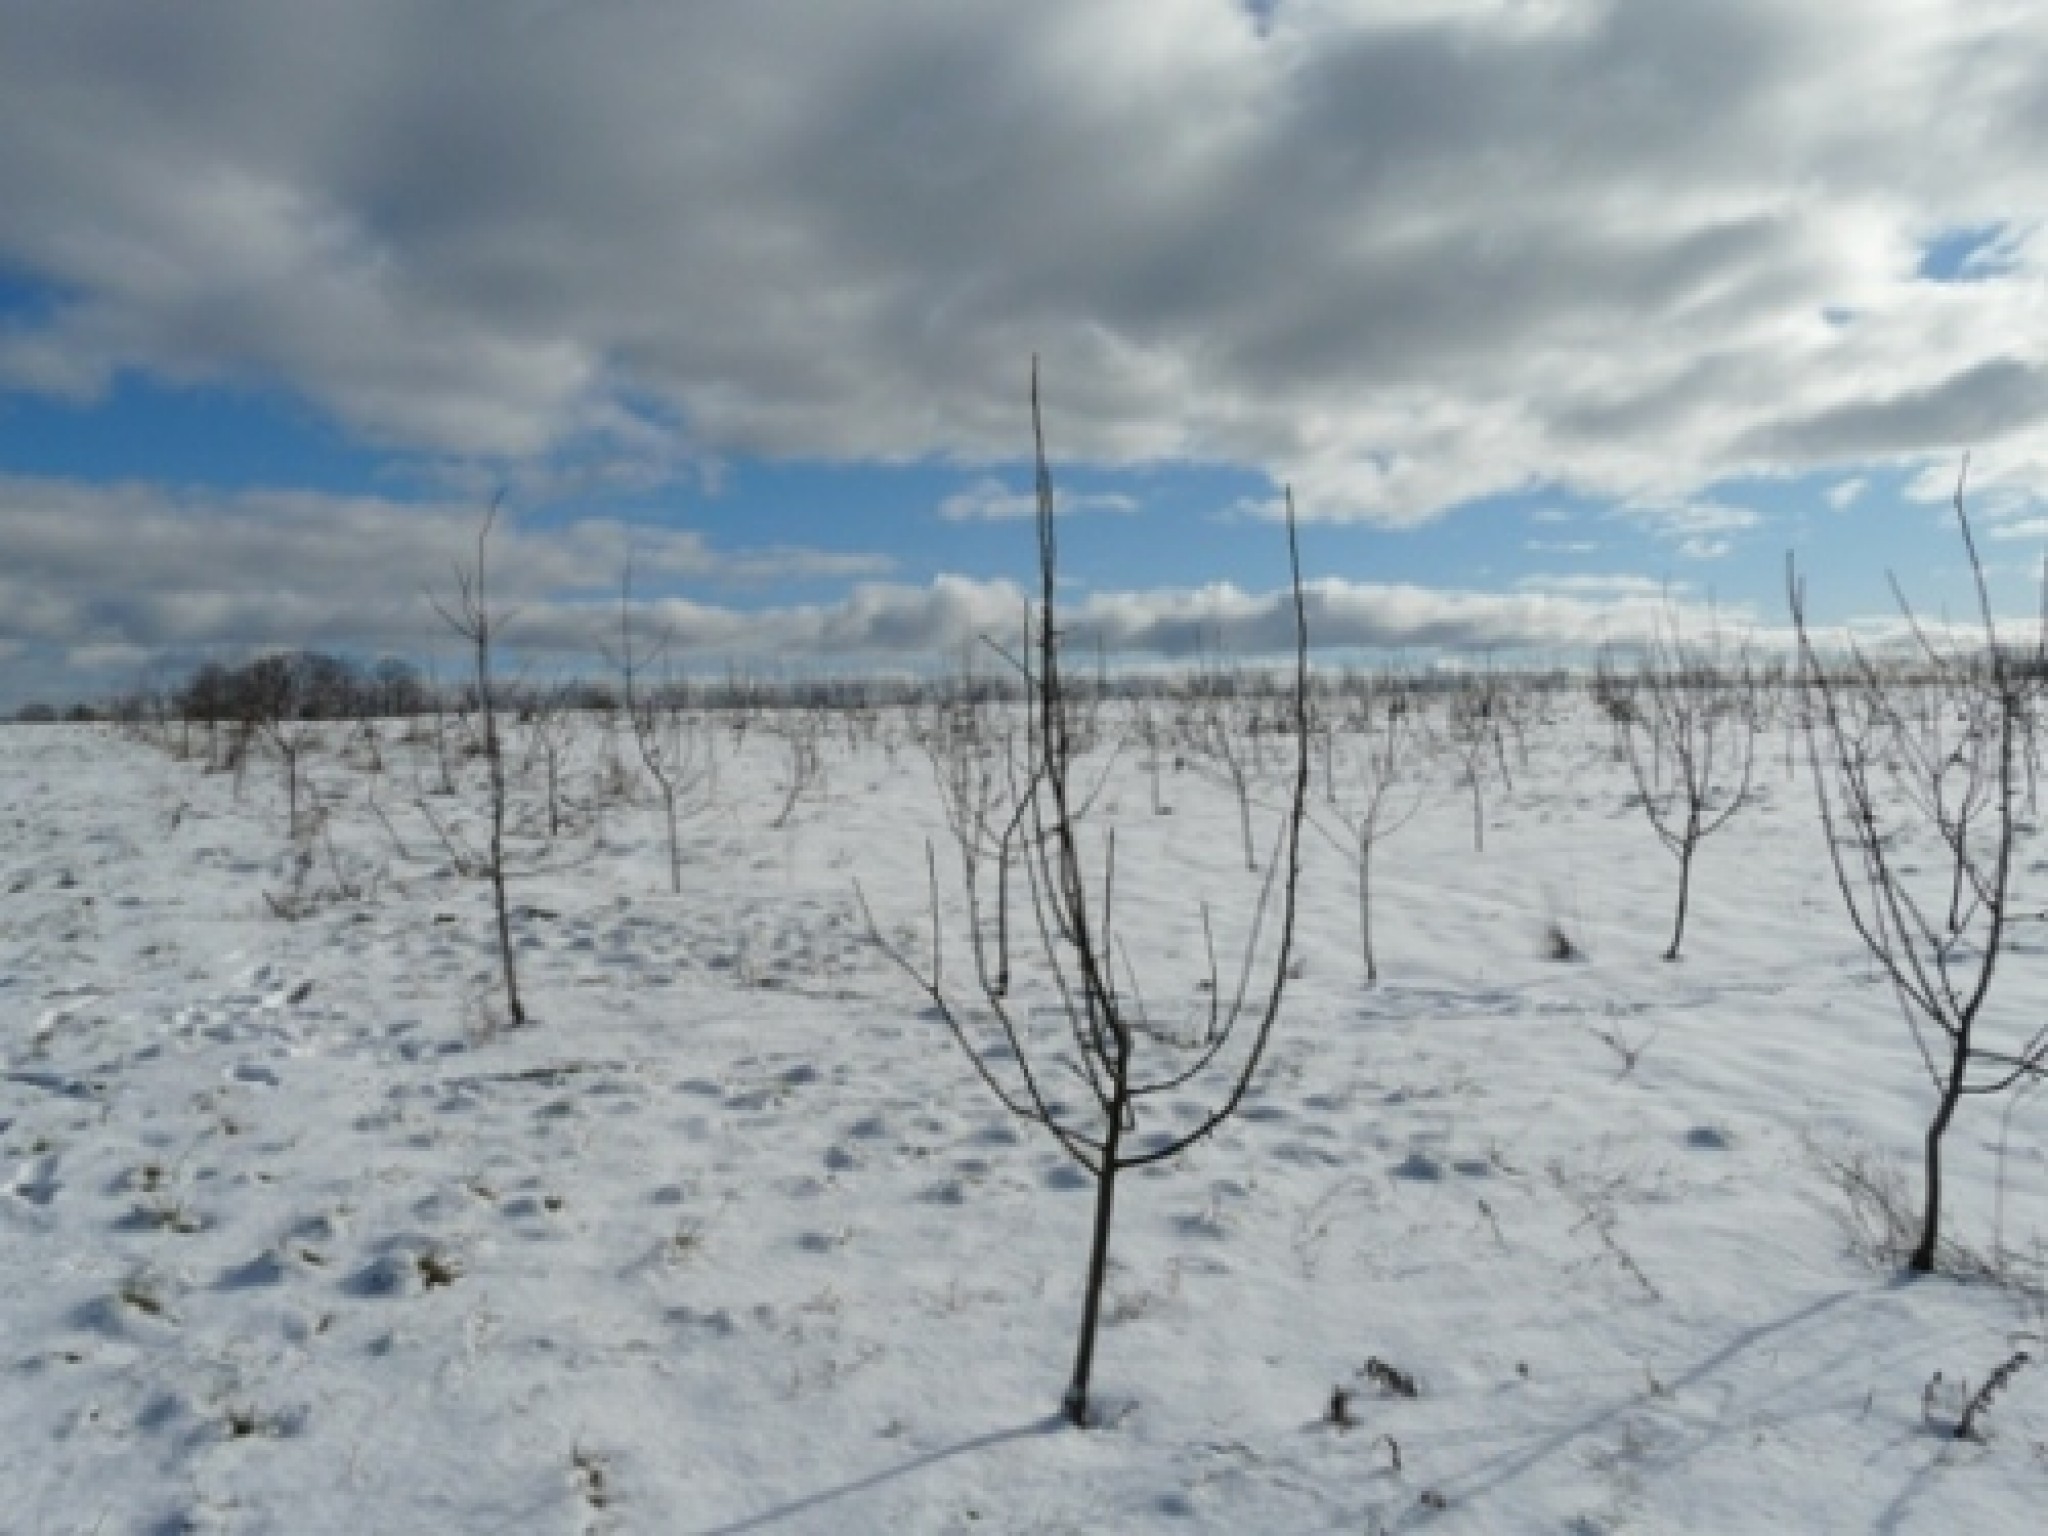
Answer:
[2,0,2046,707]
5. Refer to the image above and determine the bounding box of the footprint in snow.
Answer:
[8,1153,61,1205]
[1391,1150,1445,1180]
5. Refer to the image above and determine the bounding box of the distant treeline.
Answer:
[26,647,1591,726]
[16,641,2038,725]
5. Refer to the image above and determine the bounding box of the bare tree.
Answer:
[921,688,1031,999]
[767,708,828,830]
[864,364,1311,1426]
[419,662,464,798]
[1792,464,2045,1273]
[1440,669,1516,853]
[1312,687,1423,984]
[432,503,526,1028]
[1129,698,1172,816]
[520,679,581,839]
[1177,659,1263,871]
[1607,621,1759,961]
[245,656,318,839]
[613,566,717,895]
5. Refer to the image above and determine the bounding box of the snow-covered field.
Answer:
[4,701,2045,1534]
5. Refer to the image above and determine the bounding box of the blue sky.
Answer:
[2,1,2045,706]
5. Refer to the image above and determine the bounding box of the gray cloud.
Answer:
[0,475,892,699]
[0,1,2044,517]
[610,575,1763,668]
[1737,360,2048,463]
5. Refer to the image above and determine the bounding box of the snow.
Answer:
[2,703,2044,1534]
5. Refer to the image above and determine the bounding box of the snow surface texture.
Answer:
[2,705,2045,1534]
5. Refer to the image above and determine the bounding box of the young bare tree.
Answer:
[176,662,235,772]
[1792,464,2046,1273]
[1177,659,1263,871]
[613,566,718,895]
[1311,686,1423,984]
[767,708,828,830]
[1129,697,1172,816]
[1606,622,1759,961]
[432,503,526,1028]
[1440,668,1516,853]
[519,678,581,839]
[865,365,1311,1426]
[252,657,315,837]
[921,687,1030,999]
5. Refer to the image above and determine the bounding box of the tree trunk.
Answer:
[1911,1045,1969,1273]
[486,719,524,1027]
[1234,770,1257,872]
[1664,839,1695,961]
[1359,833,1378,985]
[663,788,681,895]
[1063,1086,1127,1427]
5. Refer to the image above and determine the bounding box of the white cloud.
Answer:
[1825,476,1867,510]
[1986,517,2048,543]
[1516,573,1681,598]
[1616,499,1758,559]
[610,575,1769,663]
[937,477,1139,521]
[1626,500,1761,538]
[0,2,2043,517]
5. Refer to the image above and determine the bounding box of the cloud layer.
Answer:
[0,475,889,683]
[3,0,2045,519]
[0,475,1769,709]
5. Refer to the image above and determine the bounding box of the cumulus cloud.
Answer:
[0,1,2043,517]
[610,575,1768,666]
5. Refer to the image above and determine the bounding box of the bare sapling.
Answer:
[862,364,1311,1426]
[1177,662,1263,871]
[519,680,580,839]
[768,709,828,830]
[422,664,463,797]
[921,687,1032,998]
[175,663,235,773]
[1606,620,1759,960]
[1792,462,2046,1273]
[231,655,318,838]
[613,565,718,894]
[1130,698,1171,815]
[1310,686,1423,983]
[1441,669,1516,853]
[431,503,526,1028]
